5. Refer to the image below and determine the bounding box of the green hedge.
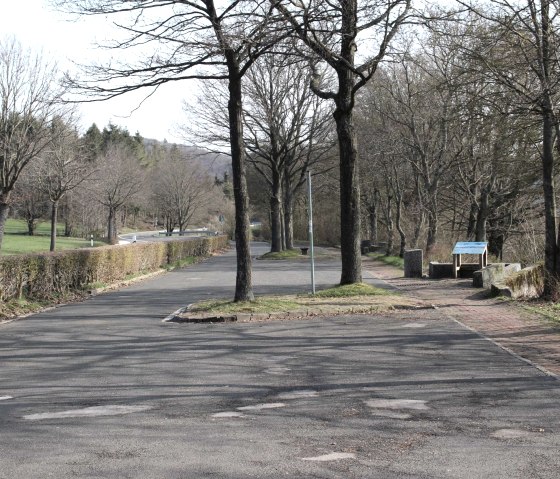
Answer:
[0,235,228,301]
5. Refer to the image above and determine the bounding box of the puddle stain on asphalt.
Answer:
[370,410,412,419]
[23,405,152,420]
[277,390,319,400]
[301,452,356,461]
[237,403,286,411]
[491,428,540,439]
[365,399,430,411]
[264,367,291,375]
[212,411,245,418]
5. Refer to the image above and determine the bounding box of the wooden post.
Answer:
[453,254,458,279]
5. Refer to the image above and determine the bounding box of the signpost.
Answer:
[307,171,316,294]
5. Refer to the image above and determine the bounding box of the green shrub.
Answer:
[0,235,228,302]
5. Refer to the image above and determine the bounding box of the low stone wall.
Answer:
[429,262,479,279]
[491,264,544,299]
[429,262,453,279]
[473,263,521,289]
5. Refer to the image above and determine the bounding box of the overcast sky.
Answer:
[0,0,192,143]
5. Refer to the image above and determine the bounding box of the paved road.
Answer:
[1,243,560,478]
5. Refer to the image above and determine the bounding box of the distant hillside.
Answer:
[143,138,231,177]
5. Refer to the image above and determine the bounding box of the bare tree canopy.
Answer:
[0,36,65,249]
[55,0,287,301]
[272,0,412,284]
[39,117,94,251]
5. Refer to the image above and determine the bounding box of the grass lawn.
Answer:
[2,219,104,255]
[368,252,405,269]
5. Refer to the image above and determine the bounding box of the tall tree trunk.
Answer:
[50,200,59,252]
[228,72,254,301]
[542,107,558,295]
[466,199,478,240]
[270,167,283,252]
[108,207,117,244]
[165,216,174,236]
[0,198,10,249]
[474,188,489,242]
[426,198,438,254]
[27,219,36,236]
[334,70,362,285]
[385,195,394,256]
[368,190,379,244]
[395,194,406,257]
[283,185,294,250]
[412,210,424,249]
[540,1,559,297]
[280,201,286,251]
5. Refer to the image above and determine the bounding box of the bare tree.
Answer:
[151,153,214,235]
[39,118,93,251]
[0,37,64,249]
[242,54,334,251]
[185,52,335,252]
[13,163,49,236]
[456,1,560,295]
[95,145,145,244]
[55,0,284,302]
[272,0,412,284]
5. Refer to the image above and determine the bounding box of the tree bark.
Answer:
[474,188,489,242]
[334,70,362,285]
[283,184,294,250]
[395,194,406,257]
[412,210,424,249]
[50,200,59,252]
[270,166,283,252]
[369,199,378,244]
[228,72,254,301]
[27,219,36,236]
[107,207,117,244]
[426,194,438,253]
[542,107,558,295]
[385,194,394,256]
[0,199,10,249]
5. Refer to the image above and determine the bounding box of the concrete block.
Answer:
[429,262,454,279]
[473,270,483,288]
[404,249,423,278]
[480,263,521,289]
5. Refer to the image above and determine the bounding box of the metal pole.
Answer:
[307,171,316,294]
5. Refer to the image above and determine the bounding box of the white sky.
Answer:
[0,0,192,143]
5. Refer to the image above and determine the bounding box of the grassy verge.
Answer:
[520,302,560,324]
[368,252,404,269]
[314,282,394,297]
[183,282,412,320]
[191,297,302,314]
[0,298,50,320]
[166,256,198,270]
[259,249,303,260]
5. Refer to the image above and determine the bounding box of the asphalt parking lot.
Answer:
[1,244,559,478]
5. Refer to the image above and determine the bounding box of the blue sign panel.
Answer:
[452,242,488,255]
